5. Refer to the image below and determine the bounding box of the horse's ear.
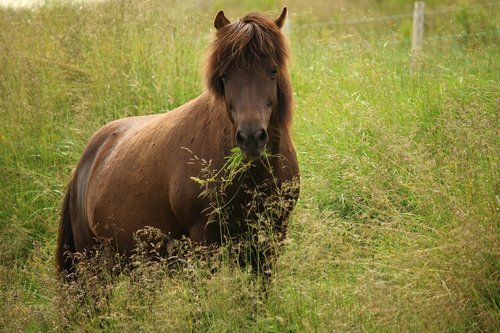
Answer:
[275,7,287,29]
[214,10,230,30]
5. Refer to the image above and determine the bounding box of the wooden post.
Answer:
[411,1,425,73]
[412,1,425,53]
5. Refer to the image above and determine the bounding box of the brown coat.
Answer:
[57,9,299,274]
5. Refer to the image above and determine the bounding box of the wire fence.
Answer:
[323,29,500,50]
[286,2,500,48]
[292,2,500,28]
[308,33,499,57]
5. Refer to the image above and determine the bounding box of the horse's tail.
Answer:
[56,178,75,276]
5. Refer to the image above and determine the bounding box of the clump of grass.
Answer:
[188,146,300,276]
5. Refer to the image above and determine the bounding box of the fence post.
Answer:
[411,1,425,73]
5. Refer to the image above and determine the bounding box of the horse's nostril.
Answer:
[236,130,247,145]
[255,129,268,145]
[255,129,267,149]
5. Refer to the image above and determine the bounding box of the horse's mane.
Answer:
[205,12,293,130]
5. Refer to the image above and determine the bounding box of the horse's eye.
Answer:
[221,75,228,83]
[270,68,278,79]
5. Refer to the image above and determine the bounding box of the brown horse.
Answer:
[56,8,299,274]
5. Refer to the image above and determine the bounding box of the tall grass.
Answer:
[0,0,498,331]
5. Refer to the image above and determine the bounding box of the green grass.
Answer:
[0,0,498,331]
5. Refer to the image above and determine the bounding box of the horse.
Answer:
[56,8,300,275]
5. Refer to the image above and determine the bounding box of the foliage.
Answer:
[0,0,498,331]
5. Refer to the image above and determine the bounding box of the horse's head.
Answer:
[207,8,291,159]
[219,57,279,159]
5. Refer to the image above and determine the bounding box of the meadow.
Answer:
[0,0,498,331]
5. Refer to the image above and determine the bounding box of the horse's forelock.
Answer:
[205,12,293,129]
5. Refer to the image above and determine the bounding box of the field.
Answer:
[0,0,498,331]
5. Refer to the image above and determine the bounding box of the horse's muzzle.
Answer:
[236,128,268,158]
